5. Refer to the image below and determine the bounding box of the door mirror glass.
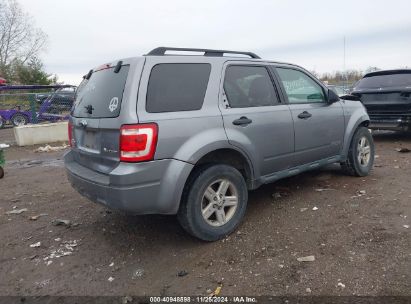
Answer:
[327,89,340,104]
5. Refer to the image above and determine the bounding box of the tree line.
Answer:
[0,0,56,85]
[311,67,381,85]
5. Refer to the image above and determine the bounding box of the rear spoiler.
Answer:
[352,87,411,94]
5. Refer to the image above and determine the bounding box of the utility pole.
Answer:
[343,36,346,89]
[343,36,346,72]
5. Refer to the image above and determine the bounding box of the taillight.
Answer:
[68,121,74,147]
[120,124,158,162]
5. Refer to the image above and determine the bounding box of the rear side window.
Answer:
[356,72,411,89]
[146,63,211,113]
[72,65,129,118]
[224,65,278,108]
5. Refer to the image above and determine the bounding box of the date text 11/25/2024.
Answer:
[149,296,257,303]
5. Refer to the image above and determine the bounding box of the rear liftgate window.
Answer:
[146,63,211,113]
[72,65,130,118]
[356,73,411,89]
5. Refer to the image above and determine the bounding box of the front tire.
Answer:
[11,113,29,126]
[341,126,374,176]
[177,164,248,241]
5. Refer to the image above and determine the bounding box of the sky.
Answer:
[19,0,411,85]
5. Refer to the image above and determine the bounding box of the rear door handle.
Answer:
[297,111,312,119]
[233,116,253,126]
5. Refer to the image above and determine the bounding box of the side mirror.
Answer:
[327,89,340,104]
[340,94,361,101]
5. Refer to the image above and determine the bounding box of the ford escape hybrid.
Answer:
[65,47,374,241]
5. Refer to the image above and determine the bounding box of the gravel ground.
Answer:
[0,130,410,296]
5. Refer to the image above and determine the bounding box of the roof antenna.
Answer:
[114,61,123,73]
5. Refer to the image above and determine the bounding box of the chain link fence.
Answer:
[0,85,76,128]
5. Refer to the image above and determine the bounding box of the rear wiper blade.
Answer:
[85,69,93,80]
[114,61,123,73]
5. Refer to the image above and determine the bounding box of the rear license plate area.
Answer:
[80,130,99,152]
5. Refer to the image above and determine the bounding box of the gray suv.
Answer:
[65,47,374,241]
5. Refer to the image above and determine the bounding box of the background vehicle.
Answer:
[36,86,76,113]
[0,85,72,127]
[0,100,69,127]
[351,69,411,131]
[65,47,374,241]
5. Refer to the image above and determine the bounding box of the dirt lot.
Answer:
[0,128,410,297]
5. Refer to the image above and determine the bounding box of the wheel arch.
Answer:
[185,147,256,191]
[341,112,370,160]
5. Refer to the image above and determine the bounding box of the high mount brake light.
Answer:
[120,124,158,162]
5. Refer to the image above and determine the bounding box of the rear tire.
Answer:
[11,113,29,126]
[341,126,374,176]
[177,164,248,241]
[0,166,4,179]
[0,117,4,128]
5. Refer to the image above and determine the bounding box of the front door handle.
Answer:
[297,111,312,119]
[233,116,253,126]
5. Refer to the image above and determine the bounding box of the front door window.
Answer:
[276,68,325,104]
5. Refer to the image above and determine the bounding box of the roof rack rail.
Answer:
[146,47,261,59]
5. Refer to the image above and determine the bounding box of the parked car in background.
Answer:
[65,47,374,241]
[36,86,76,113]
[0,77,6,86]
[351,69,411,131]
[0,85,73,128]
[0,95,70,128]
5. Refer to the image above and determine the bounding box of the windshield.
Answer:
[72,65,129,118]
[356,72,411,90]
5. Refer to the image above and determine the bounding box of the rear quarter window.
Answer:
[72,65,129,118]
[146,63,211,113]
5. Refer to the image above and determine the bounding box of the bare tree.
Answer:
[0,0,47,70]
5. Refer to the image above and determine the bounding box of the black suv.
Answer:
[352,69,411,131]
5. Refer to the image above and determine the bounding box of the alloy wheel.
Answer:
[357,136,371,166]
[12,115,27,126]
[201,179,238,227]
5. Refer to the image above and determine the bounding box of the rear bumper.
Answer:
[64,150,193,215]
[368,115,411,131]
